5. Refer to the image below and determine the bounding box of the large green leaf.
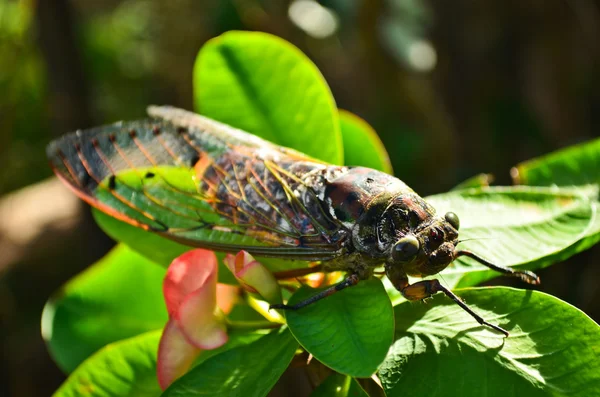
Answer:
[284,278,394,378]
[53,329,271,397]
[42,245,168,373]
[194,30,343,164]
[339,110,393,174]
[379,287,600,397]
[163,328,298,397]
[423,186,595,288]
[53,331,162,397]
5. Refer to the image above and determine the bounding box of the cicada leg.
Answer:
[403,279,508,336]
[270,274,360,310]
[390,271,509,337]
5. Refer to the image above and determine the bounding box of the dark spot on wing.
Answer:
[80,171,91,188]
[189,153,200,167]
[145,172,155,179]
[108,175,116,190]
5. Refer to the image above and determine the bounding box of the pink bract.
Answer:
[157,249,230,390]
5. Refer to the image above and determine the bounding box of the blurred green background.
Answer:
[1,0,600,395]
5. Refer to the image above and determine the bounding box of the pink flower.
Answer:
[224,251,282,305]
[157,249,230,390]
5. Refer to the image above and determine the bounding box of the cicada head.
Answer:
[347,181,460,279]
[390,211,460,275]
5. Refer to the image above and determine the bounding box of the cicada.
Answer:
[47,106,539,336]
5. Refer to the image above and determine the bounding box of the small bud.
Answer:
[224,251,282,304]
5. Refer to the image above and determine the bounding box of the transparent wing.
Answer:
[47,107,347,260]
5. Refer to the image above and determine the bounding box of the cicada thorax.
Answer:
[321,167,423,246]
[316,166,458,276]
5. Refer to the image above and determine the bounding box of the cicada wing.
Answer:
[47,108,345,260]
[47,119,200,230]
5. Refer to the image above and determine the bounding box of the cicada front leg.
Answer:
[270,273,360,311]
[387,266,509,337]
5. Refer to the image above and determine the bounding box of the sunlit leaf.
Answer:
[424,186,595,288]
[53,331,162,397]
[513,137,600,252]
[379,287,600,396]
[194,31,343,164]
[285,279,394,378]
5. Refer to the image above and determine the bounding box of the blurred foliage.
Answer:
[2,0,600,396]
[80,0,159,120]
[0,0,48,194]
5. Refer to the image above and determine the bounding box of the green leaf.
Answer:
[53,331,162,397]
[512,137,600,187]
[379,287,600,397]
[42,245,168,373]
[424,186,595,288]
[351,378,385,397]
[310,373,370,397]
[284,278,394,378]
[194,30,343,164]
[53,329,268,397]
[163,328,298,397]
[311,373,350,397]
[512,137,600,254]
[339,110,393,174]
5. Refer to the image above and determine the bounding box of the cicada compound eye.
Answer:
[392,235,420,262]
[445,212,460,230]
